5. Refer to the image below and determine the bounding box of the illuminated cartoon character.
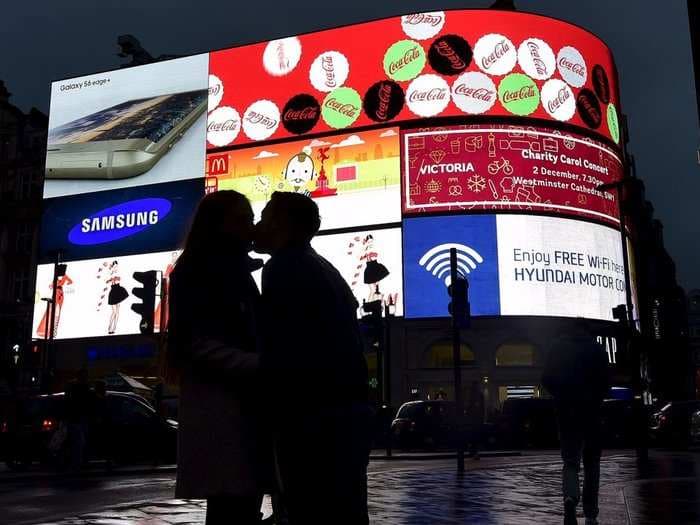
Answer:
[282,147,315,196]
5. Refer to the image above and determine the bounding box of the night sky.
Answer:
[2,0,698,290]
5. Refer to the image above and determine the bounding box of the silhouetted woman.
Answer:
[166,191,269,524]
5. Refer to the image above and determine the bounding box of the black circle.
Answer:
[281,94,321,135]
[428,35,472,76]
[363,80,405,122]
[592,65,611,104]
[576,89,603,129]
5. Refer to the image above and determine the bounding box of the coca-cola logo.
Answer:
[363,80,405,122]
[208,74,224,112]
[576,88,602,129]
[451,71,497,114]
[406,74,450,117]
[474,34,517,76]
[497,73,540,116]
[517,38,555,80]
[557,46,587,88]
[541,79,575,121]
[428,34,472,76]
[401,11,445,40]
[592,64,610,104]
[324,97,359,118]
[389,47,421,75]
[242,100,280,141]
[384,40,426,82]
[502,86,536,103]
[207,106,241,147]
[309,51,349,93]
[281,94,320,135]
[263,37,302,77]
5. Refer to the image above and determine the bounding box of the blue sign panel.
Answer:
[40,178,202,263]
[403,215,500,318]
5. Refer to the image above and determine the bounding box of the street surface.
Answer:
[1,450,699,524]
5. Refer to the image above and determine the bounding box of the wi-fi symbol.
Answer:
[419,243,484,286]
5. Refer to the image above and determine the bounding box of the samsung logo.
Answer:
[68,198,172,246]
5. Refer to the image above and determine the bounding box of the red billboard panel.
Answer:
[207,9,621,149]
[402,124,622,224]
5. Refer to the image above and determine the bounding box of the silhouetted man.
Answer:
[542,326,609,525]
[255,192,370,525]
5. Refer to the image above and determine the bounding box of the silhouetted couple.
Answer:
[543,325,609,525]
[167,191,371,525]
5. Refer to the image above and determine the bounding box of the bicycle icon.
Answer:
[487,157,514,176]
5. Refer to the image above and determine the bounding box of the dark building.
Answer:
[0,80,46,394]
[687,289,700,398]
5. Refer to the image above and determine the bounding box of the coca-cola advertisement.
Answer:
[208,9,621,147]
[402,124,623,224]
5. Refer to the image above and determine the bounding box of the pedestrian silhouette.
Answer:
[255,191,371,525]
[542,325,609,525]
[64,368,92,473]
[167,191,270,524]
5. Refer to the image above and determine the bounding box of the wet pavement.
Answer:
[8,450,700,524]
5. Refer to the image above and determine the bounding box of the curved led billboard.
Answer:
[35,8,634,341]
[207,9,621,149]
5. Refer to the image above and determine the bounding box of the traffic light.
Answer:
[131,270,158,334]
[448,277,470,327]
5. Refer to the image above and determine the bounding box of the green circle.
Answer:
[321,87,362,129]
[383,40,426,82]
[607,103,620,143]
[497,73,540,116]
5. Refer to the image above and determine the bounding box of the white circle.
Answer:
[401,11,445,40]
[208,74,224,113]
[541,79,576,121]
[451,72,497,115]
[406,74,450,117]
[473,34,517,76]
[207,106,241,147]
[309,51,349,93]
[517,38,555,80]
[242,100,280,141]
[557,46,587,88]
[263,37,302,77]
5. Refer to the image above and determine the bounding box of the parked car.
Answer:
[1,391,178,471]
[649,400,700,448]
[391,400,459,450]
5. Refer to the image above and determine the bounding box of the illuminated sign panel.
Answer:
[33,251,179,340]
[39,179,202,263]
[403,124,622,223]
[205,127,401,230]
[403,214,631,321]
[207,10,620,148]
[44,54,208,199]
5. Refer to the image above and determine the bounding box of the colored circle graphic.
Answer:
[263,37,302,76]
[428,34,472,76]
[363,80,405,122]
[406,74,450,117]
[607,103,620,143]
[451,71,497,114]
[401,11,445,40]
[321,87,362,128]
[309,51,350,93]
[281,94,321,134]
[497,73,540,116]
[383,40,426,82]
[541,79,575,121]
